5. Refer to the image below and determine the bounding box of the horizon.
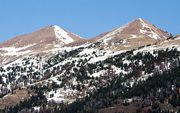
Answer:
[0,0,180,42]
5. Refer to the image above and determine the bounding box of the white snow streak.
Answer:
[53,25,74,44]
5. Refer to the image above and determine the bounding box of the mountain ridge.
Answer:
[0,25,81,65]
[0,18,179,113]
[0,18,173,65]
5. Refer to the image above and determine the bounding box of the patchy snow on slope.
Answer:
[49,77,61,85]
[137,73,153,82]
[139,18,161,40]
[123,59,131,65]
[88,55,108,64]
[78,48,96,56]
[33,106,40,112]
[111,65,128,74]
[133,44,180,56]
[53,25,74,44]
[122,72,153,88]
[45,88,78,104]
[96,22,130,46]
[0,43,36,56]
[46,90,65,103]
[130,35,137,39]
[89,70,105,77]
[103,36,113,46]
[88,50,126,64]
[103,23,129,39]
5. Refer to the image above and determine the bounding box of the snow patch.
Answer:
[33,106,40,112]
[46,88,78,104]
[53,25,74,44]
[89,70,105,78]
[139,18,161,40]
[130,35,137,39]
[0,43,36,56]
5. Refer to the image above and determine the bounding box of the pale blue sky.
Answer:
[0,0,179,42]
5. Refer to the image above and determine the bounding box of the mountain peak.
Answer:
[96,18,172,53]
[0,25,81,65]
[0,25,81,48]
[52,25,77,44]
[137,17,145,21]
[110,18,171,40]
[53,25,82,43]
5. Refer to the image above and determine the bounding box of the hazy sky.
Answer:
[0,0,179,42]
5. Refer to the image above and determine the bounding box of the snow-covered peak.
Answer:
[53,25,75,44]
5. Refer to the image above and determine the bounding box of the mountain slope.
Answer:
[95,18,171,52]
[0,18,179,113]
[0,25,81,65]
